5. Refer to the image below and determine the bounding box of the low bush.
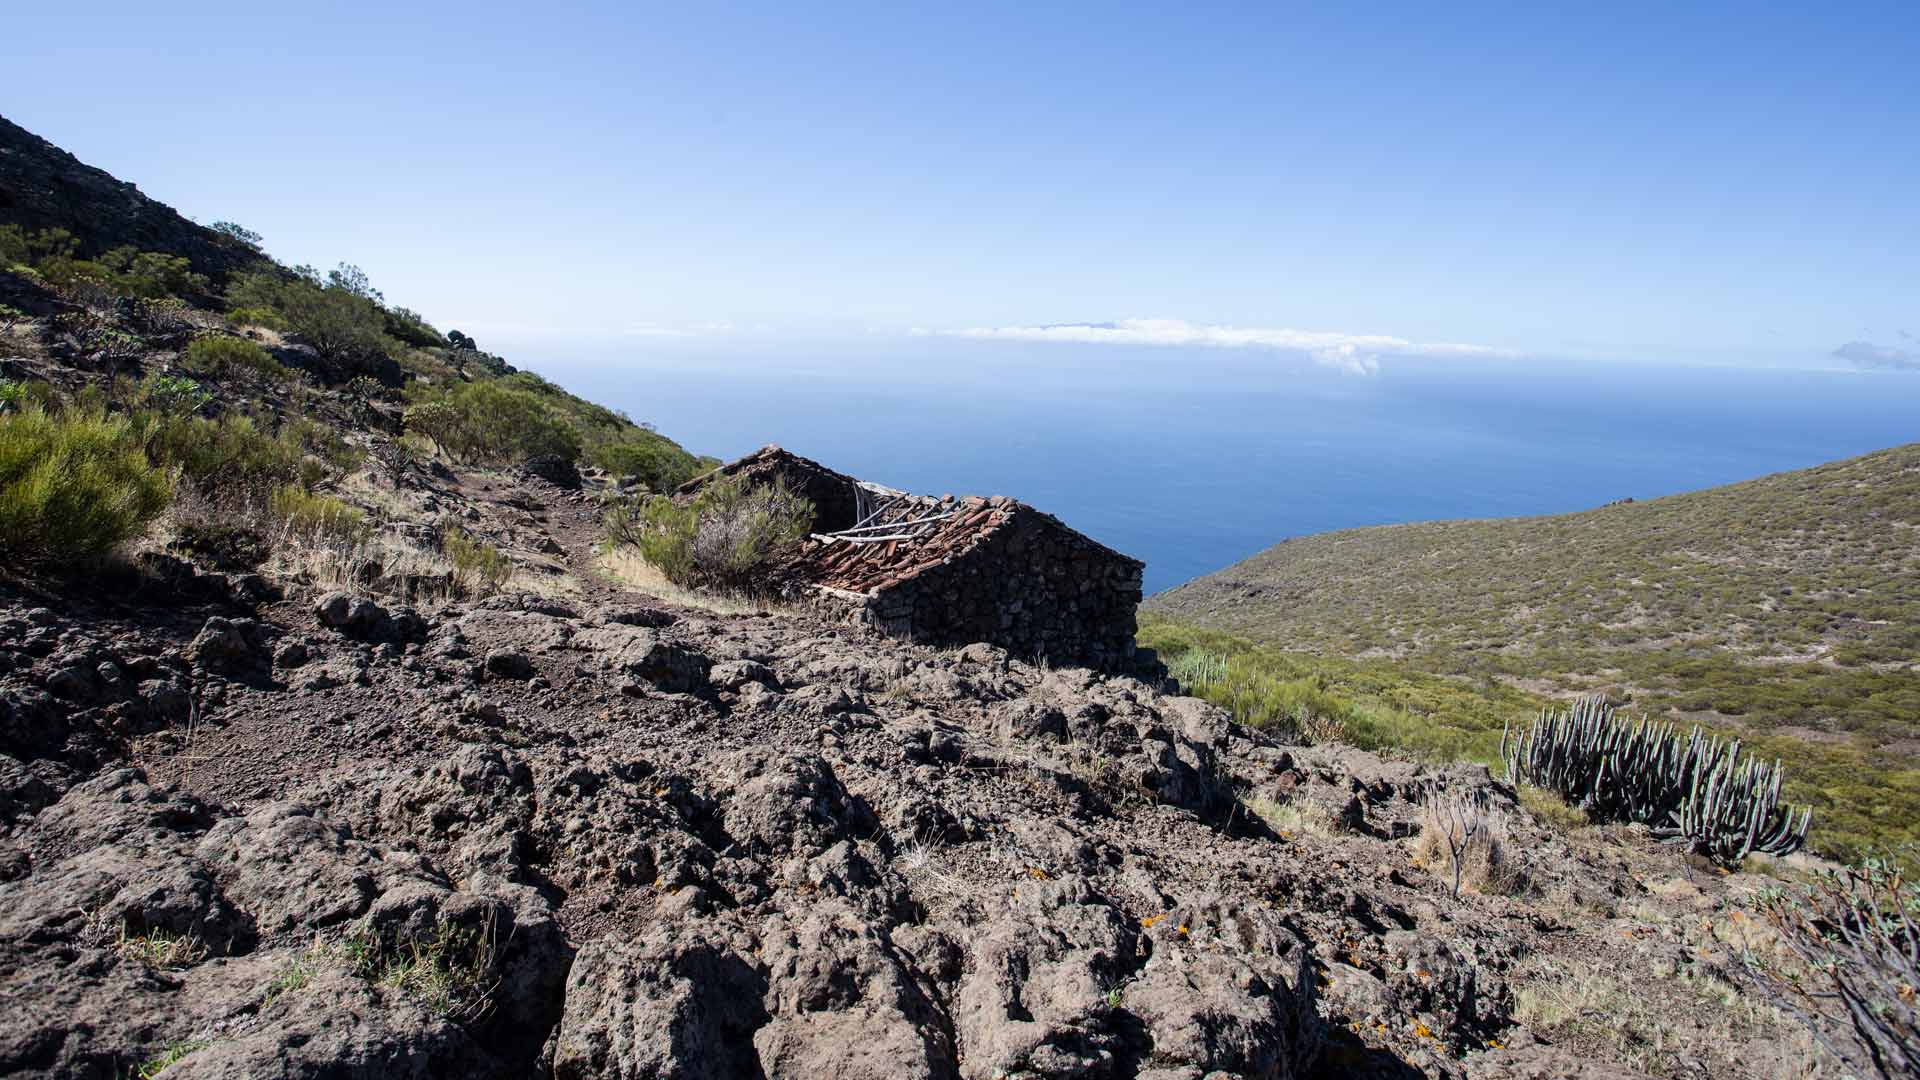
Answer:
[57,311,146,367]
[183,335,290,382]
[585,428,701,491]
[93,247,206,300]
[228,268,386,369]
[126,297,193,337]
[0,405,171,567]
[1742,857,1919,1079]
[383,307,444,348]
[138,373,213,418]
[140,412,308,492]
[0,224,29,266]
[1162,644,1367,744]
[30,243,206,302]
[208,221,263,250]
[225,305,288,331]
[269,485,368,544]
[403,379,580,466]
[605,474,812,592]
[441,522,512,596]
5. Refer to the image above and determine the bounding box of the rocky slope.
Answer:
[0,465,1832,1079]
[0,115,1841,1079]
[0,116,257,281]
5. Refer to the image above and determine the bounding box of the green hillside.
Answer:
[1146,444,1920,860]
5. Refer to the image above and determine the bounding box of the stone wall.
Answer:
[808,504,1145,671]
[677,445,865,533]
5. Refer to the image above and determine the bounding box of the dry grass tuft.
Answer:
[118,925,208,969]
[1517,783,1592,832]
[1249,796,1340,839]
[598,543,797,617]
[1513,956,1824,1078]
[1414,787,1523,898]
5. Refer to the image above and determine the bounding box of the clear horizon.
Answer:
[8,3,1919,378]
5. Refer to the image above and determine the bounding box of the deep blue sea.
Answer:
[537,342,1919,594]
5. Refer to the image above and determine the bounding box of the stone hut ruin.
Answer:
[680,446,1147,669]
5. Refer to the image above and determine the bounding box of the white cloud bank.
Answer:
[921,318,1510,375]
[1834,340,1920,371]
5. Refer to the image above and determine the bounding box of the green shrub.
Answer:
[183,335,290,382]
[33,245,206,301]
[0,380,23,413]
[0,405,171,567]
[208,221,263,250]
[442,522,512,596]
[228,269,386,368]
[127,297,192,336]
[403,380,580,466]
[138,374,213,418]
[141,412,304,491]
[0,227,71,275]
[606,474,812,591]
[383,307,444,348]
[586,429,700,491]
[0,224,27,267]
[225,305,288,331]
[269,485,368,543]
[58,312,145,365]
[1743,856,1920,1078]
[94,247,206,299]
[1140,612,1533,759]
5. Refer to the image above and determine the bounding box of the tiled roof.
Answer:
[799,496,1011,593]
[692,446,1140,598]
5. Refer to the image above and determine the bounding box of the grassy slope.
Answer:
[1145,444,1920,861]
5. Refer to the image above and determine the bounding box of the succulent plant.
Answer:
[1502,697,1810,863]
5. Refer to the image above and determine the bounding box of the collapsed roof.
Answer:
[683,445,1141,598]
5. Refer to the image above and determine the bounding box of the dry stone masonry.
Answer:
[686,447,1147,670]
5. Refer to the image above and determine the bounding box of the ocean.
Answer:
[536,342,1919,594]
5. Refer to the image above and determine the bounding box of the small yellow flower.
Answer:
[1176,924,1189,936]
[1027,867,1049,880]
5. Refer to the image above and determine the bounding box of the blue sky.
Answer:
[8,3,1918,372]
